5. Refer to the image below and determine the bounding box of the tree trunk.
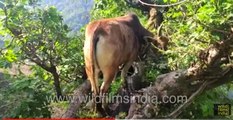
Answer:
[50,66,62,98]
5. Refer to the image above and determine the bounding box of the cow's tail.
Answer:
[90,27,108,116]
[90,29,100,95]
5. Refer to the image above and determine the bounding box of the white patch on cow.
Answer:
[96,35,115,70]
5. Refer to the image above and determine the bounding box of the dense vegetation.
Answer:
[0,0,232,119]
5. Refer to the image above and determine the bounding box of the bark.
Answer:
[62,80,91,118]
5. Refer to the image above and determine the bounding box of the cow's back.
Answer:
[115,13,154,44]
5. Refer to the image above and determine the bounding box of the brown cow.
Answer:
[83,13,153,115]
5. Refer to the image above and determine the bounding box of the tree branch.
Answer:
[138,0,188,8]
[0,37,15,54]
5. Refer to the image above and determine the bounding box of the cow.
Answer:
[83,13,153,115]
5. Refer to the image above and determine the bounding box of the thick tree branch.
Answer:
[62,80,91,118]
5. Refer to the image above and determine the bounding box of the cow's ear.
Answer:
[143,36,156,42]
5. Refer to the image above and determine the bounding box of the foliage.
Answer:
[91,0,147,22]
[0,0,232,118]
[0,0,85,117]
[40,0,94,37]
[0,74,51,117]
[163,0,233,70]
[181,86,233,119]
[161,0,233,118]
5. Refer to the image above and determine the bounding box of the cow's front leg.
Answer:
[121,61,133,89]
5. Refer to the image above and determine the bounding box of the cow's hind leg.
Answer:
[89,69,106,116]
[100,67,117,115]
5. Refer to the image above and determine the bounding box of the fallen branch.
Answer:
[62,80,91,118]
